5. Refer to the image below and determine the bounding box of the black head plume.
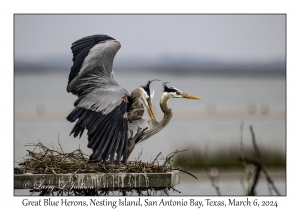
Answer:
[162,82,169,91]
[141,79,160,96]
[162,82,178,93]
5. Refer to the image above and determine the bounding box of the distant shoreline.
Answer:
[15,67,285,78]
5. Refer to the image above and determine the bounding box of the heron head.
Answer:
[162,82,202,100]
[138,79,160,120]
[141,79,160,102]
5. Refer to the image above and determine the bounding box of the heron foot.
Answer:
[87,154,100,164]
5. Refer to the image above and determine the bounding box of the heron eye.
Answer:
[176,91,180,95]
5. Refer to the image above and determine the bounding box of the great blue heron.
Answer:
[66,34,156,164]
[126,82,202,159]
[66,34,202,165]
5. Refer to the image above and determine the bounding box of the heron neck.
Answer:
[158,93,173,127]
[142,94,172,140]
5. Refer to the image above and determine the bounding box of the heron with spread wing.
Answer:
[66,35,156,164]
[66,34,202,165]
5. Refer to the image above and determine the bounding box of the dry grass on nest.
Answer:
[14,141,196,179]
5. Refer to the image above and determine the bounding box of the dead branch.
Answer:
[57,133,64,154]
[249,126,281,196]
[151,152,162,165]
[249,126,261,160]
[203,145,221,196]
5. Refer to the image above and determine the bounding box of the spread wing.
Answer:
[128,118,149,142]
[66,35,129,164]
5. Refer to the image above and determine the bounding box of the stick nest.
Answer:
[14,141,195,178]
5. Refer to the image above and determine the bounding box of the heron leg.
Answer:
[87,153,100,163]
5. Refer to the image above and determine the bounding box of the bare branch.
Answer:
[151,152,162,165]
[249,126,261,160]
[203,145,221,196]
[242,157,262,196]
[249,126,281,196]
[57,133,64,154]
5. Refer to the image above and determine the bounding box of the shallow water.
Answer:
[14,71,286,162]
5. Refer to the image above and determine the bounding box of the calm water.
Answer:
[14,71,286,195]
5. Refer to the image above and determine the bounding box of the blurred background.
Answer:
[14,14,286,195]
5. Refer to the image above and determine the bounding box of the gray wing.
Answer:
[67,35,120,99]
[127,118,149,141]
[66,35,130,164]
[127,118,149,153]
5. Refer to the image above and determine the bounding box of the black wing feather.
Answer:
[66,101,128,164]
[102,131,119,162]
[116,130,125,164]
[122,121,128,163]
[95,126,114,160]
[110,132,121,163]
[89,122,110,149]
[88,116,110,147]
[66,107,85,122]
[101,112,124,162]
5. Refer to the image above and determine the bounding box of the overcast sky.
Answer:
[15,14,285,63]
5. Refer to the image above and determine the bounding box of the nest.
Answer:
[14,141,195,178]
[14,141,197,196]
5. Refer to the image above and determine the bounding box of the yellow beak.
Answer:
[146,105,156,120]
[181,92,202,100]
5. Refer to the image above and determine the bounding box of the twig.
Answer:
[163,148,190,166]
[242,157,261,196]
[57,133,64,154]
[239,122,256,195]
[249,126,281,196]
[203,145,221,196]
[151,152,162,165]
[171,187,181,194]
[249,126,261,160]
[267,182,274,196]
[136,148,143,161]
[51,169,57,175]
[163,188,169,196]
[177,169,198,180]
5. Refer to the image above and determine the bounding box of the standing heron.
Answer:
[126,82,202,159]
[66,34,156,164]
